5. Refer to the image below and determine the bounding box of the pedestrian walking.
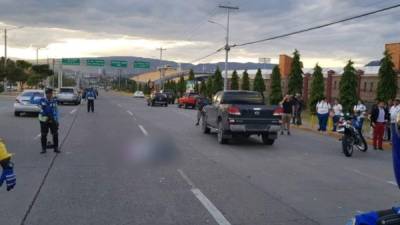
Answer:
[353,100,367,132]
[331,99,343,132]
[316,97,331,132]
[86,88,96,113]
[370,101,389,150]
[195,96,209,126]
[390,99,400,140]
[280,95,294,135]
[292,93,303,125]
[0,138,16,191]
[34,88,60,154]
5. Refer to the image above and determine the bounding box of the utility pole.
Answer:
[3,29,6,92]
[219,5,239,91]
[156,47,166,90]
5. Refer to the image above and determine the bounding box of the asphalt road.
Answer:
[0,92,398,225]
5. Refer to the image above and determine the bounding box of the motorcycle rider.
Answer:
[33,88,60,154]
[0,138,16,191]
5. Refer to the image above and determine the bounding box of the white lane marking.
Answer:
[34,134,41,140]
[177,169,232,225]
[127,110,137,120]
[348,168,397,187]
[138,125,148,136]
[70,108,77,114]
[117,104,122,107]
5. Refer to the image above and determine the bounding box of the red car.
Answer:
[178,93,199,109]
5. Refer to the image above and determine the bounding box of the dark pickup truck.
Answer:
[202,91,281,145]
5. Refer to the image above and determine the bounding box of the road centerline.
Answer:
[177,169,232,225]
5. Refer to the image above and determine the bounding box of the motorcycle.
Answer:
[337,116,368,157]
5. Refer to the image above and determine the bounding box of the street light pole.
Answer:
[218,5,239,91]
[2,26,24,92]
[156,47,166,90]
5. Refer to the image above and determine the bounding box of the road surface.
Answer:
[0,92,398,225]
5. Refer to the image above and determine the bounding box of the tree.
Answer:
[200,80,207,96]
[269,66,283,105]
[253,68,266,96]
[339,60,358,113]
[188,69,195,81]
[206,77,213,98]
[230,70,239,90]
[26,74,43,87]
[194,81,199,93]
[138,83,143,91]
[309,64,325,113]
[212,67,223,94]
[288,49,303,95]
[177,76,186,96]
[241,70,250,90]
[377,49,397,102]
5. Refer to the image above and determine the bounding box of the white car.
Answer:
[56,87,81,105]
[133,91,145,98]
[14,89,44,116]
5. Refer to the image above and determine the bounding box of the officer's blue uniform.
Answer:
[32,94,59,152]
[86,89,95,112]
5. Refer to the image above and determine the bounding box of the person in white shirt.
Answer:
[332,99,343,132]
[316,97,331,132]
[390,99,400,139]
[353,100,367,132]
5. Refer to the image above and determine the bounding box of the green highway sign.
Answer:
[62,58,80,66]
[87,59,105,67]
[133,61,150,69]
[111,60,128,68]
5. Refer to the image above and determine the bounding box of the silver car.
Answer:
[14,89,44,116]
[56,87,81,105]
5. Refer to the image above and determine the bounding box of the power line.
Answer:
[188,46,224,64]
[232,3,400,48]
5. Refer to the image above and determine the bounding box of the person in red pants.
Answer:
[370,101,389,150]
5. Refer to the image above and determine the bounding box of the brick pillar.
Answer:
[303,73,311,104]
[356,70,364,99]
[326,70,334,103]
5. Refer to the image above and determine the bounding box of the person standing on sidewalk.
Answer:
[370,101,389,150]
[390,99,400,140]
[331,99,343,132]
[316,97,331,132]
[353,100,367,132]
[86,88,96,113]
[386,99,394,141]
[280,95,294,135]
[292,93,303,125]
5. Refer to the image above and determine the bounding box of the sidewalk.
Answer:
[292,116,392,151]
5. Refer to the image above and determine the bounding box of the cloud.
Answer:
[0,0,400,67]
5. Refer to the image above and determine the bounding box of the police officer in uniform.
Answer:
[36,88,60,154]
[86,88,96,113]
[0,138,16,191]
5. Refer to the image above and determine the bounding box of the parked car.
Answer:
[202,90,281,145]
[14,89,44,116]
[133,91,145,98]
[56,87,81,105]
[147,93,168,107]
[178,92,199,109]
[162,90,176,104]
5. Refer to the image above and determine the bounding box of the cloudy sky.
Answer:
[0,0,400,68]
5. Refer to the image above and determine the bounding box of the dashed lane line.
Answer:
[177,169,232,225]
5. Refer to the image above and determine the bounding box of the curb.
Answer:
[293,125,391,151]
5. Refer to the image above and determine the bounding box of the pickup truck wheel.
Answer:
[202,115,210,134]
[14,111,20,117]
[262,134,275,145]
[184,104,188,109]
[217,121,228,144]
